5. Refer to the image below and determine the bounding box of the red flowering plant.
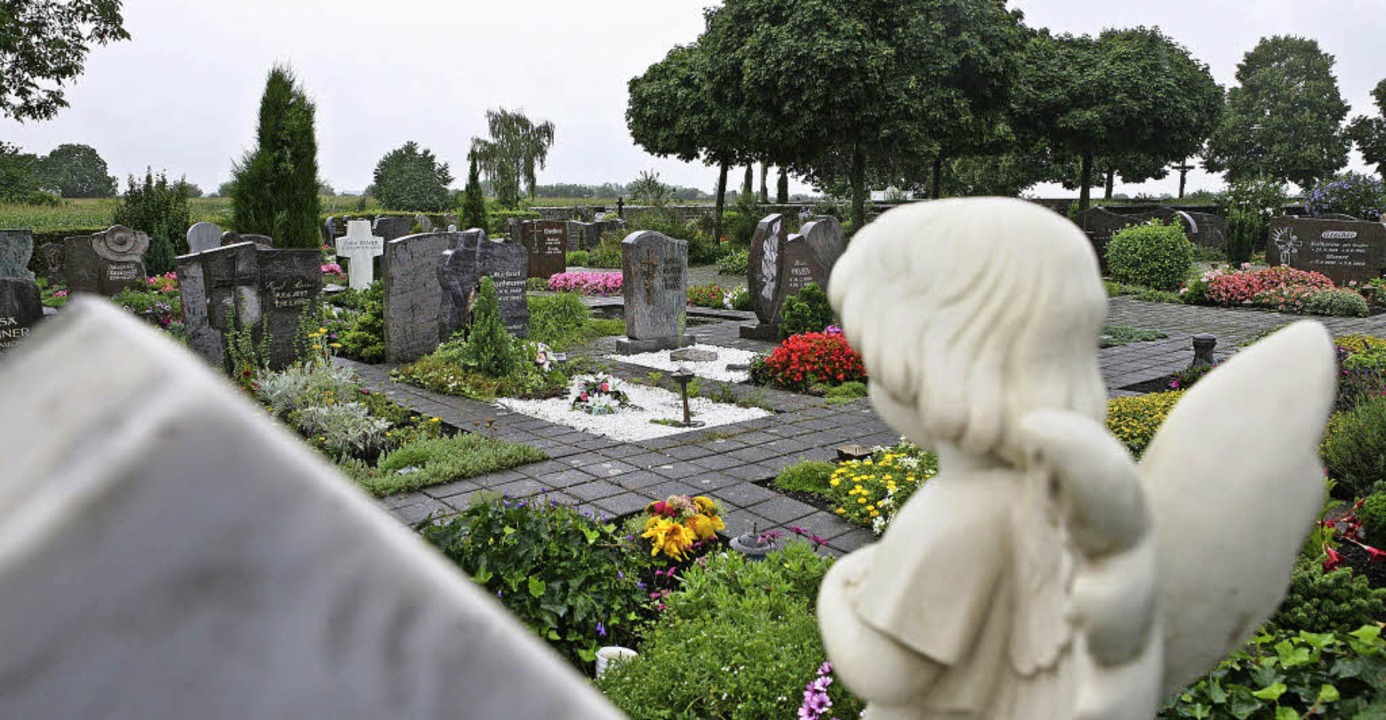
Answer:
[751,331,867,392]
[1316,494,1386,573]
[1196,265,1336,308]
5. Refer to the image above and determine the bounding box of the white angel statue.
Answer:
[817,198,1336,720]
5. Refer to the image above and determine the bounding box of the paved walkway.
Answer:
[353,297,1386,556]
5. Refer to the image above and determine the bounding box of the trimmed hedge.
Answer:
[1105,222,1193,291]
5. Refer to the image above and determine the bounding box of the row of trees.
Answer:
[627,1,1383,228]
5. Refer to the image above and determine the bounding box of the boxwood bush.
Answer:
[1105,222,1194,291]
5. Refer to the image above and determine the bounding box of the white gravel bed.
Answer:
[496,375,770,442]
[606,344,760,383]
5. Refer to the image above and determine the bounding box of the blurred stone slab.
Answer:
[0,299,625,720]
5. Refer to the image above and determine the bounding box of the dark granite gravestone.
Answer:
[617,231,694,354]
[1073,208,1144,266]
[219,231,274,248]
[505,218,526,244]
[186,222,223,254]
[36,243,63,280]
[798,216,846,282]
[0,278,43,355]
[1316,213,1361,222]
[437,230,530,339]
[584,222,603,250]
[0,230,35,281]
[383,231,463,364]
[63,225,149,295]
[1266,217,1386,286]
[373,216,414,243]
[742,214,788,339]
[323,216,345,245]
[1181,211,1227,250]
[567,222,584,252]
[522,221,568,279]
[176,243,323,370]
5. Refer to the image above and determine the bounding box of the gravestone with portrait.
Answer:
[1267,216,1386,286]
[176,242,323,370]
[0,231,41,356]
[522,220,568,279]
[63,225,149,295]
[383,230,463,364]
[617,231,695,354]
[334,220,385,290]
[437,230,530,339]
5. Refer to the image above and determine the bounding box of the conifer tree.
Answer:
[462,277,517,377]
[461,153,487,230]
[114,170,189,274]
[230,65,321,248]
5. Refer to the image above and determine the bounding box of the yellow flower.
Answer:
[693,496,718,514]
[829,479,841,487]
[329,343,342,349]
[835,508,846,515]
[642,518,697,560]
[429,417,441,423]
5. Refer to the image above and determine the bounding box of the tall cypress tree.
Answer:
[461,153,487,230]
[230,65,321,248]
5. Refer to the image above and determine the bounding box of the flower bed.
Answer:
[547,271,622,296]
[750,329,866,392]
[1185,264,1342,314]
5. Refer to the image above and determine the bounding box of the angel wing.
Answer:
[1137,321,1336,695]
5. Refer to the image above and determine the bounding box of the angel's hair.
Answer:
[829,198,1108,465]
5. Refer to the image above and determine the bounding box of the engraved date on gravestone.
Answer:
[1309,232,1370,269]
[786,259,815,293]
[269,279,315,309]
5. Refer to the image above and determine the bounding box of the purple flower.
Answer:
[597,621,606,637]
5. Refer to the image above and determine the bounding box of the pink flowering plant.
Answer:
[321,262,346,283]
[1186,265,1339,313]
[548,271,622,296]
[146,272,179,294]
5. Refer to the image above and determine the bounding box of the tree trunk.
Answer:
[1079,150,1094,211]
[776,168,789,204]
[851,142,867,229]
[930,156,944,199]
[759,163,769,203]
[1104,168,1115,200]
[713,161,730,240]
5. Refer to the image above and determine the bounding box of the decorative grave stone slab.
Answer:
[1267,216,1386,286]
[383,231,462,364]
[0,277,42,355]
[567,221,584,251]
[176,243,323,370]
[742,214,834,339]
[219,231,274,248]
[373,216,413,243]
[617,230,694,354]
[747,214,787,327]
[334,220,384,290]
[323,216,341,244]
[0,299,626,720]
[0,229,35,281]
[186,222,223,255]
[522,220,568,279]
[438,230,530,339]
[36,242,63,279]
[1073,207,1143,266]
[63,225,149,295]
[798,216,847,284]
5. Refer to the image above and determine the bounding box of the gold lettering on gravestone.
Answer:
[268,279,314,309]
[0,317,28,347]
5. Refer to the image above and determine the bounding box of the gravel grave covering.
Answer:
[606,344,760,383]
[496,375,770,442]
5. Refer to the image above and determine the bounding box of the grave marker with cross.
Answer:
[335,220,384,290]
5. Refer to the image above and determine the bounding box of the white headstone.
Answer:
[335,220,384,290]
[186,222,223,254]
[0,299,624,720]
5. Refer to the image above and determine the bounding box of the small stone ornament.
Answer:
[818,198,1336,720]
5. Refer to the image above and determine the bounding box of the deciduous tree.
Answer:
[1204,36,1350,190]
[470,108,554,208]
[371,141,453,212]
[33,143,116,197]
[1347,78,1386,178]
[0,0,129,121]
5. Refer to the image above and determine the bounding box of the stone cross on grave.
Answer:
[639,248,660,304]
[335,220,384,290]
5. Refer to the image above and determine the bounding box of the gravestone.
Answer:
[414,214,434,233]
[1267,216,1386,285]
[323,216,344,245]
[438,230,530,339]
[186,222,223,254]
[63,225,149,295]
[383,231,462,363]
[567,221,584,251]
[742,214,839,339]
[220,231,274,248]
[617,231,695,354]
[0,278,42,355]
[0,299,626,720]
[505,217,526,244]
[176,243,323,370]
[443,213,459,228]
[37,242,63,279]
[373,216,413,243]
[522,220,568,279]
[798,216,847,280]
[1073,207,1143,266]
[0,229,35,281]
[334,220,384,290]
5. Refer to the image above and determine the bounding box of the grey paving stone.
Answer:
[743,496,817,525]
[609,470,665,491]
[682,472,742,493]
[564,480,626,502]
[712,482,781,507]
[381,491,430,510]
[828,530,876,554]
[490,478,550,498]
[422,478,487,501]
[689,453,743,471]
[390,498,452,524]
[650,462,705,480]
[529,468,593,489]
[593,492,654,518]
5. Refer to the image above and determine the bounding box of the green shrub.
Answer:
[824,441,937,533]
[1304,289,1370,317]
[779,283,836,338]
[773,460,835,494]
[687,233,722,265]
[1271,557,1386,633]
[371,141,453,212]
[1189,244,1227,263]
[393,338,569,401]
[686,282,728,309]
[1322,394,1386,498]
[1159,625,1386,719]
[1225,209,1260,264]
[587,240,622,269]
[597,543,863,720]
[1100,326,1168,347]
[1105,222,1194,291]
[1359,492,1386,547]
[487,209,541,237]
[566,250,589,266]
[114,170,190,273]
[729,286,753,311]
[463,277,518,377]
[824,380,869,405]
[368,433,548,496]
[717,248,749,276]
[422,496,647,670]
[527,292,622,350]
[337,281,385,363]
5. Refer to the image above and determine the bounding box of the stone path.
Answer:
[353,297,1386,556]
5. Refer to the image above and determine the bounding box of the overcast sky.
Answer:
[2,0,1382,200]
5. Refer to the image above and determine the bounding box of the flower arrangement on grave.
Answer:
[321,262,347,283]
[1184,264,1336,311]
[751,331,866,392]
[641,494,725,560]
[570,373,630,415]
[827,440,937,535]
[533,342,555,371]
[146,272,179,294]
